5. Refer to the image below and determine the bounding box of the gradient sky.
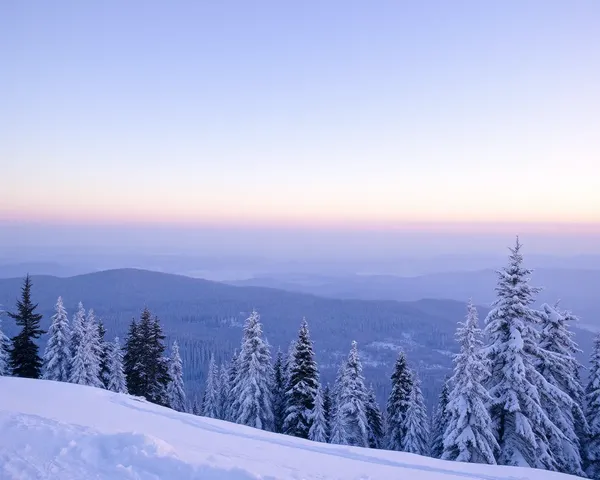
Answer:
[1,0,599,231]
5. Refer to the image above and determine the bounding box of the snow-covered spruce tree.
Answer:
[331,341,369,447]
[484,238,566,469]
[323,384,332,441]
[586,334,600,479]
[329,359,346,445]
[84,309,103,387]
[0,315,10,376]
[167,340,187,412]
[366,385,385,449]
[272,349,287,433]
[309,385,328,443]
[226,350,239,421]
[8,275,45,378]
[97,321,110,388]
[218,363,229,420]
[70,302,85,360]
[107,336,128,393]
[402,371,429,455]
[123,317,142,395]
[202,354,220,418]
[69,308,103,387]
[442,301,498,464]
[386,350,413,451]
[536,303,587,476]
[284,319,320,439]
[42,296,71,382]
[232,310,274,430]
[429,378,450,459]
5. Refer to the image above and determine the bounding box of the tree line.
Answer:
[1,238,600,478]
[0,277,187,412]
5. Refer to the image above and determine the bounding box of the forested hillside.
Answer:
[0,269,472,405]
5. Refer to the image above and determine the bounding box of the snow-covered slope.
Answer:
[0,378,580,480]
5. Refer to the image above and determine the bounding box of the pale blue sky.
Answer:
[1,0,599,229]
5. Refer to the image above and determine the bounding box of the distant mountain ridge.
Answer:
[230,268,600,330]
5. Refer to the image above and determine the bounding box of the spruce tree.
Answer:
[226,350,239,421]
[167,340,187,412]
[84,309,103,387]
[323,384,332,442]
[443,301,498,464]
[97,321,110,388]
[329,360,346,445]
[123,309,169,405]
[366,385,385,449]
[309,385,328,443]
[70,302,85,360]
[536,303,586,476]
[8,275,45,378]
[484,238,565,469]
[107,336,128,394]
[386,350,413,451]
[586,334,600,479]
[402,371,429,455]
[42,296,71,382]
[284,319,319,439]
[69,308,103,388]
[429,379,450,459]
[0,316,10,376]
[202,354,220,418]
[218,363,230,420]
[123,317,142,396]
[232,310,274,430]
[272,349,287,433]
[331,341,369,447]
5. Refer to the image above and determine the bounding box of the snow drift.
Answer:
[0,377,581,479]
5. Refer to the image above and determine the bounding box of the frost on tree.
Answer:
[107,336,128,394]
[167,340,187,412]
[284,319,319,439]
[226,350,239,421]
[308,385,328,443]
[272,349,287,433]
[331,341,369,447]
[443,301,498,464]
[202,354,220,418]
[429,379,450,459]
[0,315,10,376]
[484,238,566,469]
[231,310,274,430]
[402,371,429,455]
[69,307,103,388]
[70,302,85,360]
[366,385,384,449]
[386,350,413,451]
[42,296,71,382]
[586,334,600,479]
[536,303,587,476]
[218,363,230,420]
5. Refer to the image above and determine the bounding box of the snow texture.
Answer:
[0,377,580,479]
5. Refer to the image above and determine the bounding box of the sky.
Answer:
[1,0,600,254]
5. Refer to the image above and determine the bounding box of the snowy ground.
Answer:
[0,377,581,480]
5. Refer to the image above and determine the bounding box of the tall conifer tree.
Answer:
[284,319,319,439]
[8,275,44,378]
[42,296,71,382]
[443,301,498,464]
[386,351,413,451]
[484,238,565,469]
